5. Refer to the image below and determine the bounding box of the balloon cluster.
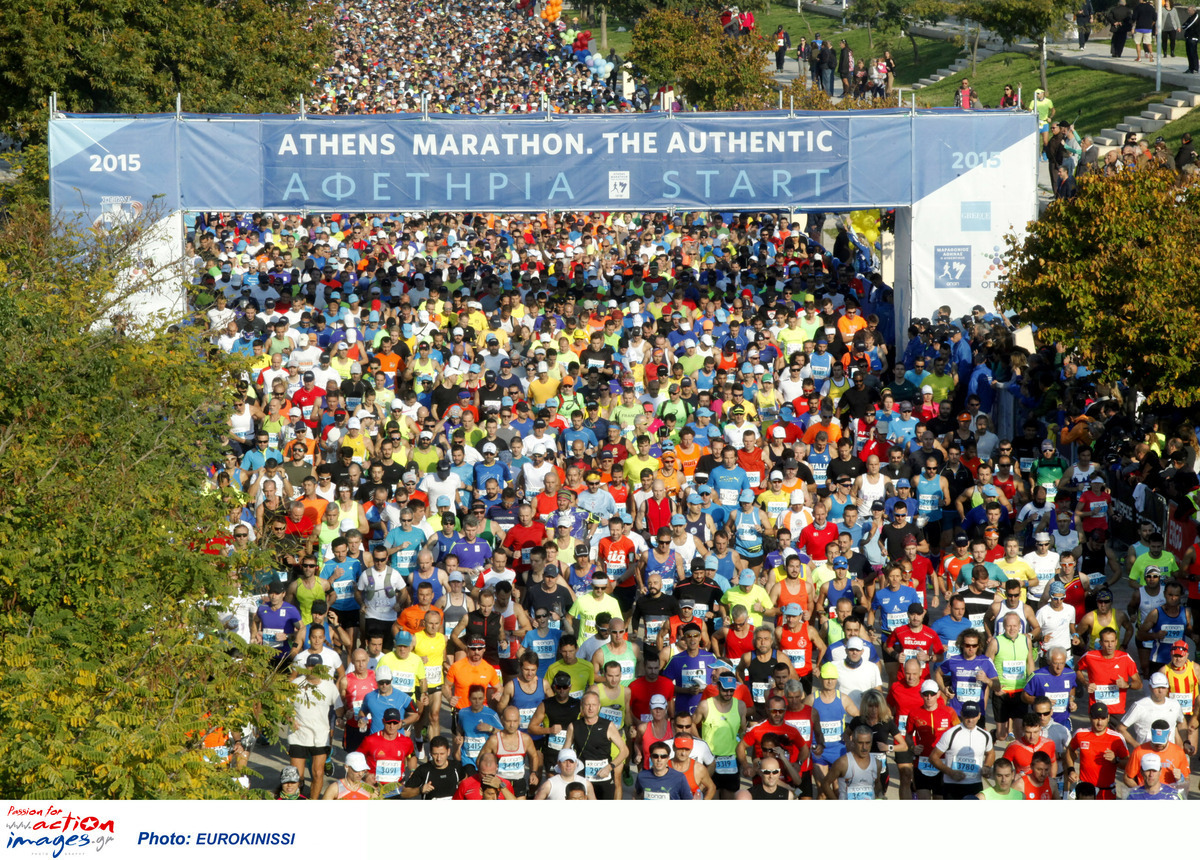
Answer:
[848,209,882,246]
[541,0,562,22]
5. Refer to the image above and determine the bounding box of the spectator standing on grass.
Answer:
[999,84,1021,109]
[838,39,854,98]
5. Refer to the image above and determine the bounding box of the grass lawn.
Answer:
[568,2,960,87]
[916,51,1162,140]
[1158,106,1200,151]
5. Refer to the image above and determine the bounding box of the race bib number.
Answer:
[752,681,770,703]
[262,628,280,645]
[957,681,982,702]
[885,611,908,631]
[692,604,710,620]
[464,735,486,756]
[549,731,567,751]
[1001,660,1026,681]
[532,639,556,660]
[600,706,623,728]
[1094,685,1119,705]
[682,668,706,688]
[645,619,664,642]
[715,755,738,775]
[747,473,761,488]
[944,641,960,659]
[1090,501,1108,518]
[425,664,443,686]
[784,649,806,669]
[521,548,532,564]
[643,789,670,800]
[719,488,738,506]
[376,759,404,783]
[518,708,535,729]
[897,714,908,734]
[1018,457,1035,473]
[497,755,525,778]
[444,620,457,639]
[917,756,938,776]
[1171,691,1194,715]
[585,758,609,780]
[847,784,875,800]
[968,613,986,631]
[952,752,979,775]
[1047,690,1068,712]
[820,719,842,742]
[332,579,354,601]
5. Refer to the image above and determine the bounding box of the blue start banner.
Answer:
[49,110,1036,221]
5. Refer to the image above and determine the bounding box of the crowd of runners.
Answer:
[193,1,1200,800]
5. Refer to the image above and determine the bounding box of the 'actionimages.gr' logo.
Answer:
[4,806,116,859]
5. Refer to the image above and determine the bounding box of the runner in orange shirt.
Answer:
[446,636,502,710]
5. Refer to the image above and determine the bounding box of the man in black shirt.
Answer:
[630,574,681,648]
[674,560,724,631]
[839,370,879,421]
[878,506,927,559]
[400,735,467,798]
[826,438,866,485]
[579,331,615,377]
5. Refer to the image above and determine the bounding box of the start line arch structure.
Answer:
[49,108,1038,324]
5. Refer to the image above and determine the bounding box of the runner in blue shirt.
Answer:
[934,628,997,715]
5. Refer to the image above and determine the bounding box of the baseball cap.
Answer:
[280,765,301,783]
[382,707,403,724]
[374,665,393,682]
[738,571,755,586]
[1150,672,1169,688]
[1089,702,1109,718]
[344,752,370,772]
[902,534,918,547]
[448,572,465,583]
[739,488,755,503]
[819,663,839,679]
[783,604,803,617]
[1141,753,1162,771]
[556,748,579,765]
[1172,640,1190,655]
[704,556,719,570]
[394,630,414,646]
[833,555,849,568]
[845,636,865,651]
[650,694,669,710]
[960,702,981,719]
[920,680,939,694]
[1041,439,1056,450]
[552,671,572,688]
[1049,581,1067,596]
[305,653,324,668]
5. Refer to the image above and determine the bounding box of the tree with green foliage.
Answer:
[0,203,298,798]
[845,0,952,63]
[0,0,333,143]
[997,167,1200,407]
[962,0,1074,91]
[628,9,775,111]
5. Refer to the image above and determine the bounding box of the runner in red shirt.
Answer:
[1065,702,1129,799]
[1002,713,1058,777]
[451,751,516,799]
[781,683,815,792]
[1076,627,1142,715]
[884,605,945,679]
[938,538,973,601]
[1019,752,1058,799]
[629,657,675,725]
[738,694,810,775]
[355,708,417,797]
[888,661,937,736]
[501,505,548,578]
[776,605,824,687]
[798,506,840,560]
[598,519,639,604]
[904,681,958,799]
